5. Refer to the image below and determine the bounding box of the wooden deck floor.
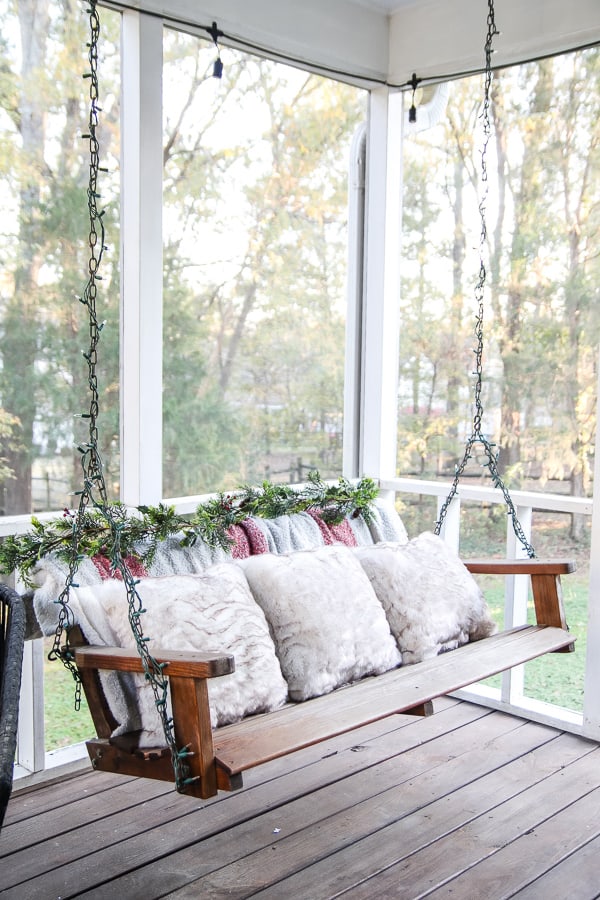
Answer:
[2,698,600,899]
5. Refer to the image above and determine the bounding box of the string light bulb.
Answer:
[208,21,224,79]
[408,72,421,123]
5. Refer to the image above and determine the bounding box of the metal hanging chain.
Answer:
[434,0,535,559]
[47,0,108,706]
[49,0,194,792]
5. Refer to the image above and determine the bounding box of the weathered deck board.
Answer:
[76,712,544,899]
[512,833,600,899]
[244,730,593,900]
[423,782,600,898]
[2,700,598,900]
[337,749,600,898]
[1,700,477,851]
[2,701,483,895]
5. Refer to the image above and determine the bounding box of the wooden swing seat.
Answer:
[73,558,575,800]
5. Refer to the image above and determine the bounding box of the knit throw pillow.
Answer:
[353,533,497,664]
[67,563,289,745]
[240,544,402,701]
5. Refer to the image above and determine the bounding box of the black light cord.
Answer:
[100,0,599,92]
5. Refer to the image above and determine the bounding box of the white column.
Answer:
[436,494,461,554]
[360,87,403,482]
[16,638,45,774]
[583,351,600,739]
[504,504,533,627]
[501,504,532,703]
[343,124,366,479]
[120,11,163,506]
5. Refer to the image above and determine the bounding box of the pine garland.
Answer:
[0,472,379,587]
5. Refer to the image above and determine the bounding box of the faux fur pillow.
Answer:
[239,545,402,701]
[67,563,289,744]
[354,533,496,664]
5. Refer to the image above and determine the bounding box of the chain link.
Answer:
[49,0,190,791]
[434,0,535,559]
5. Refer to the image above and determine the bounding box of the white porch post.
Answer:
[501,504,532,704]
[343,124,366,479]
[436,495,461,554]
[120,11,163,507]
[360,88,403,493]
[583,350,600,740]
[15,638,45,775]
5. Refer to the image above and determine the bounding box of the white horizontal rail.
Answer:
[0,510,69,538]
[0,480,352,536]
[1,477,591,537]
[380,476,593,517]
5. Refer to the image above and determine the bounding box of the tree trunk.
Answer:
[446,156,466,442]
[495,65,552,478]
[0,0,50,513]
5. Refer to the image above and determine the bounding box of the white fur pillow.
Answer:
[239,545,402,701]
[354,533,497,664]
[68,563,288,744]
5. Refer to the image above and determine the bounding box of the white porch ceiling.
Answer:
[350,0,413,12]
[135,0,600,86]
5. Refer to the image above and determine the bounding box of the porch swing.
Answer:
[13,0,575,800]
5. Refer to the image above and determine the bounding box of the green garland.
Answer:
[0,472,379,587]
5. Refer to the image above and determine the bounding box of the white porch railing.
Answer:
[6,477,597,785]
[381,477,594,736]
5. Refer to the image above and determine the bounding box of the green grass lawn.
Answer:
[43,639,95,749]
[399,501,589,713]
[475,572,587,711]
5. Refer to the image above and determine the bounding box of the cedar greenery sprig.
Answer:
[0,472,379,587]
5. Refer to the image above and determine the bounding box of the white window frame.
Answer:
[6,13,600,786]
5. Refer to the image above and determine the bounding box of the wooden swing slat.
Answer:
[213,624,573,778]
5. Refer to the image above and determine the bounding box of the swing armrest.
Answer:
[75,644,235,799]
[74,645,235,679]
[463,558,575,637]
[464,559,576,575]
